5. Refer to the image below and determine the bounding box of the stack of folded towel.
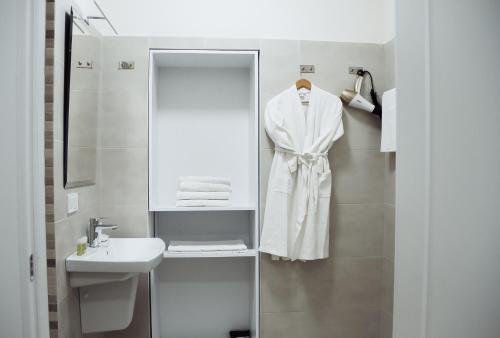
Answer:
[176,176,231,207]
[168,240,247,252]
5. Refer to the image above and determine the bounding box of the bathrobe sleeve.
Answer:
[264,97,296,152]
[324,96,344,146]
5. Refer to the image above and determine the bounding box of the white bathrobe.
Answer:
[260,84,344,261]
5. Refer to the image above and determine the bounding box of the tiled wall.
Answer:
[259,39,387,338]
[87,36,153,338]
[97,36,392,338]
[44,1,57,336]
[381,39,396,338]
[47,1,153,337]
[46,29,395,337]
[47,0,102,337]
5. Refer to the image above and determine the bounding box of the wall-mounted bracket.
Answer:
[300,65,315,73]
[118,61,135,70]
[348,66,364,75]
[76,60,93,69]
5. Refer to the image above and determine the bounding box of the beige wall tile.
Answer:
[259,149,274,204]
[332,204,384,257]
[67,90,98,148]
[329,257,382,309]
[70,35,101,92]
[383,204,395,260]
[102,37,149,92]
[260,312,309,338]
[260,255,304,313]
[381,310,393,338]
[331,147,385,204]
[98,204,149,238]
[66,146,97,186]
[305,306,381,338]
[383,39,396,91]
[100,89,148,148]
[260,39,300,95]
[296,257,382,310]
[262,307,380,338]
[384,152,396,205]
[335,108,382,150]
[53,141,98,222]
[382,258,394,314]
[101,148,148,206]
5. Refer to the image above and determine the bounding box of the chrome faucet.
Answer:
[88,217,118,247]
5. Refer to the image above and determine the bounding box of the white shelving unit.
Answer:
[148,49,259,338]
[153,206,256,212]
[163,249,258,259]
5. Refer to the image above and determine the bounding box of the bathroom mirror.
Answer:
[63,8,100,188]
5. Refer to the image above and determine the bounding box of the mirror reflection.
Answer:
[63,8,100,188]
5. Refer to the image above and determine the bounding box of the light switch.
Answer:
[67,192,79,214]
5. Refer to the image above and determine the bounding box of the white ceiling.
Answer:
[74,0,395,43]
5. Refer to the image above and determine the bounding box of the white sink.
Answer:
[66,238,165,274]
[65,238,165,333]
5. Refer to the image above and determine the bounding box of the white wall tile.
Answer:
[260,39,301,94]
[102,37,149,92]
[204,38,260,50]
[149,36,205,49]
[331,147,385,204]
[50,36,394,338]
[100,148,148,206]
[100,89,148,148]
[98,204,149,238]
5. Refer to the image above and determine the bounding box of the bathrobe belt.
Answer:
[275,147,328,225]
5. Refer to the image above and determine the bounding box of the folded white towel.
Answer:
[178,181,232,192]
[175,199,230,207]
[179,176,231,186]
[176,191,230,200]
[168,240,247,252]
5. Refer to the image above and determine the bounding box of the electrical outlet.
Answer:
[300,65,315,73]
[348,66,364,75]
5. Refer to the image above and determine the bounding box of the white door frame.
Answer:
[0,0,49,337]
[394,0,430,337]
[32,0,50,336]
[393,0,431,337]
[395,1,500,337]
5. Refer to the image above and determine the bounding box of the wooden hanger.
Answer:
[295,79,311,90]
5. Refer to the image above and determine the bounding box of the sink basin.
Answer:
[65,238,165,333]
[66,238,165,274]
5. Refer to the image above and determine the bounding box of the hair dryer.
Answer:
[340,70,382,118]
